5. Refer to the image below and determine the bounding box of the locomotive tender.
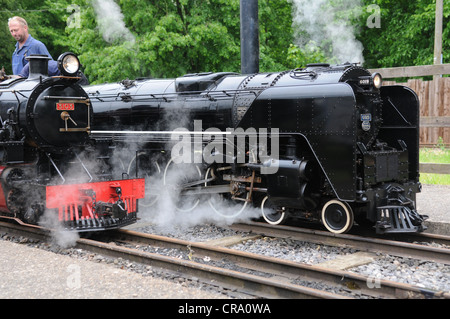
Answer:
[86,62,427,234]
[0,53,145,231]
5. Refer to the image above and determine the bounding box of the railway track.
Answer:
[111,228,449,299]
[1,218,449,299]
[230,222,450,265]
[0,220,344,299]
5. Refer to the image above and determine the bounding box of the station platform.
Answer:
[416,184,450,235]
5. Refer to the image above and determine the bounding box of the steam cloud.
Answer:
[39,210,80,248]
[137,159,262,232]
[91,0,136,44]
[37,151,110,248]
[109,109,263,232]
[290,0,365,65]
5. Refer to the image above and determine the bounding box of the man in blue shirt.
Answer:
[18,59,61,78]
[8,16,52,75]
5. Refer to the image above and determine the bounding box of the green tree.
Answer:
[4,1,447,83]
[0,0,73,73]
[63,0,243,82]
[57,0,298,83]
[358,0,450,68]
[0,0,16,73]
[0,0,315,82]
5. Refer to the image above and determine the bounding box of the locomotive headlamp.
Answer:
[372,73,383,89]
[57,52,80,76]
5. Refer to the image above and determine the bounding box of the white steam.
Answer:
[137,160,262,232]
[92,0,136,45]
[110,133,262,232]
[290,0,364,65]
[39,210,80,248]
[37,151,108,248]
[134,109,262,231]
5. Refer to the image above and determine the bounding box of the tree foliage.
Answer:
[359,0,450,67]
[0,0,449,83]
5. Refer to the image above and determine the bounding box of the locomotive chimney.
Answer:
[240,0,259,74]
[26,54,50,79]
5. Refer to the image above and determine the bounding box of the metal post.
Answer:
[240,0,259,74]
[432,0,443,143]
[433,0,443,78]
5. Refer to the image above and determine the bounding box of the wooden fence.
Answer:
[420,163,450,174]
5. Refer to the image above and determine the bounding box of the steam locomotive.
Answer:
[0,53,145,231]
[85,62,427,234]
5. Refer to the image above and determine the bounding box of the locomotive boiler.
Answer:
[0,53,145,231]
[86,63,426,234]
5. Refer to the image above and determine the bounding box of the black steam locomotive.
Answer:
[0,53,144,231]
[85,63,427,234]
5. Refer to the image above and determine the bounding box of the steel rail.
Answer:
[387,231,450,247]
[77,236,347,299]
[0,221,347,299]
[1,219,448,298]
[231,222,450,265]
[113,228,450,299]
